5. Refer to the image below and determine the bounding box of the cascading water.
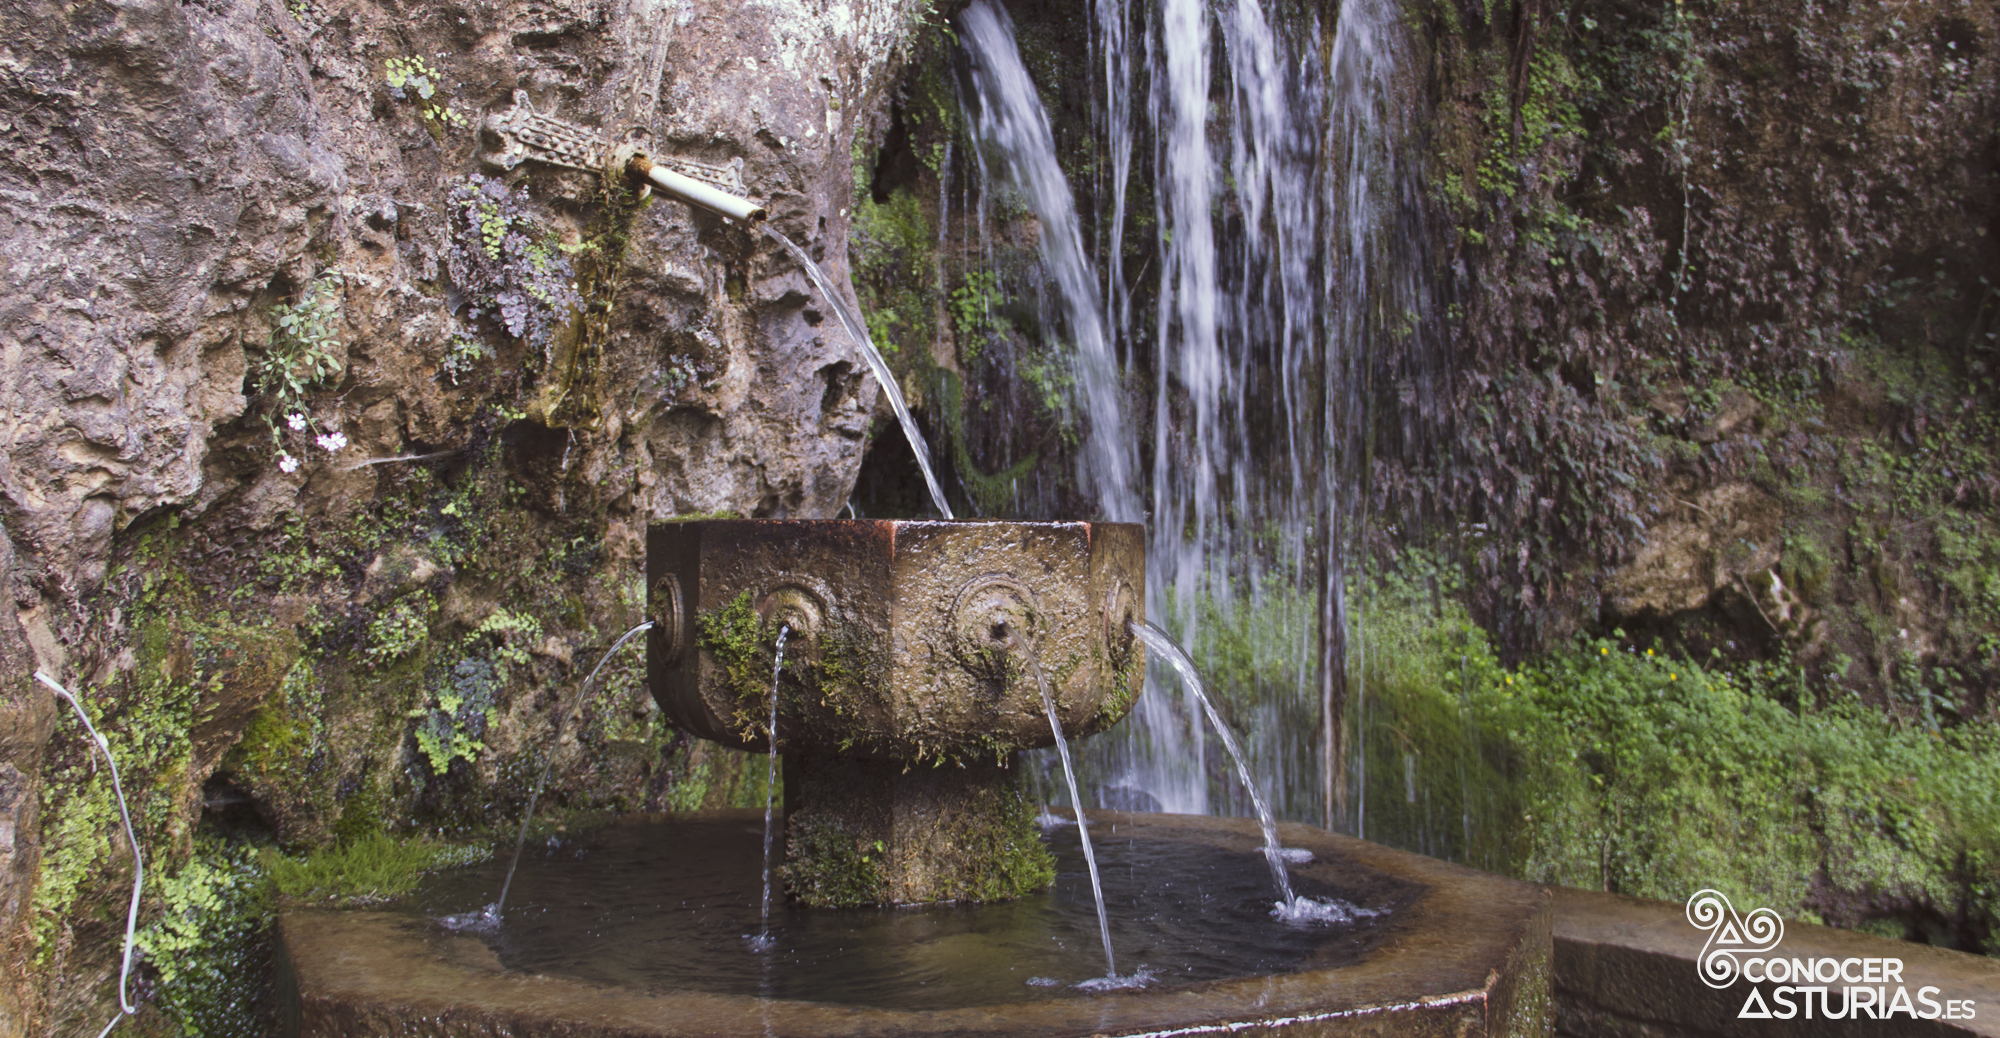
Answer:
[959,1,1137,524]
[960,0,1202,821]
[957,0,1439,833]
[763,226,955,520]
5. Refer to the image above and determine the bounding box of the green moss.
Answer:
[265,831,490,905]
[696,590,777,734]
[1095,655,1141,729]
[798,618,891,752]
[954,783,1057,902]
[235,706,309,777]
[936,368,1041,517]
[781,811,889,908]
[364,591,436,668]
[233,659,320,780]
[851,185,938,366]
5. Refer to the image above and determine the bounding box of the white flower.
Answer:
[278,453,300,473]
[316,431,349,452]
[287,412,308,431]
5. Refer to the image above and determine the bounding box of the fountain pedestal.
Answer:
[647,519,1145,906]
[784,755,1047,905]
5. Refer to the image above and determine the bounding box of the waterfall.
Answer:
[957,0,1437,829]
[959,1,1138,522]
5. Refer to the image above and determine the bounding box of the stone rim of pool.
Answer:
[277,811,1551,1038]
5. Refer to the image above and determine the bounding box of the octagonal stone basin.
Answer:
[277,811,1551,1037]
[648,519,1146,759]
[648,519,1147,905]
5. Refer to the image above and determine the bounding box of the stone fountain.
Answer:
[277,517,1553,1038]
[647,518,1145,906]
[270,76,1548,1037]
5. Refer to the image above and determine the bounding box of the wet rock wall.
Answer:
[0,0,928,1028]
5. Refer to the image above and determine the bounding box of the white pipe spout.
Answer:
[628,155,766,223]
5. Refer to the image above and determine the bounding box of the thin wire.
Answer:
[34,671,141,1038]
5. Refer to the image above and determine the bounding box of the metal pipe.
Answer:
[628,155,765,223]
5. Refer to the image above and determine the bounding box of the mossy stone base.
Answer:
[780,754,1053,907]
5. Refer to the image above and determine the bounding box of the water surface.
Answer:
[412,817,1398,1010]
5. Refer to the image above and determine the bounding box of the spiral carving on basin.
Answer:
[647,518,1146,906]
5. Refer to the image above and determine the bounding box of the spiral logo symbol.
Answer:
[1686,889,1785,989]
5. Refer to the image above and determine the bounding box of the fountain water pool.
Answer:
[280,809,1548,1037]
[277,519,1552,1038]
[407,812,1404,1008]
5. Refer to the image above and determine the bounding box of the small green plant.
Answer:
[445,175,585,361]
[473,607,541,665]
[850,186,936,362]
[255,273,348,470]
[440,331,493,385]
[1017,342,1077,438]
[409,658,501,775]
[364,591,434,668]
[384,56,467,132]
[950,270,1013,366]
[266,830,489,905]
[133,838,270,1038]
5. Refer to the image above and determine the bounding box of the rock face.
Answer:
[0,524,49,1037]
[1601,483,1782,620]
[0,0,916,596]
[1412,0,2000,679]
[0,0,926,1028]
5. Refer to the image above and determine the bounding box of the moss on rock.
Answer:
[782,754,1054,907]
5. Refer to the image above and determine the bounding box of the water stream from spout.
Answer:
[1131,621,1377,925]
[1130,622,1292,905]
[1008,627,1150,989]
[446,620,655,928]
[750,625,790,952]
[761,225,954,519]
